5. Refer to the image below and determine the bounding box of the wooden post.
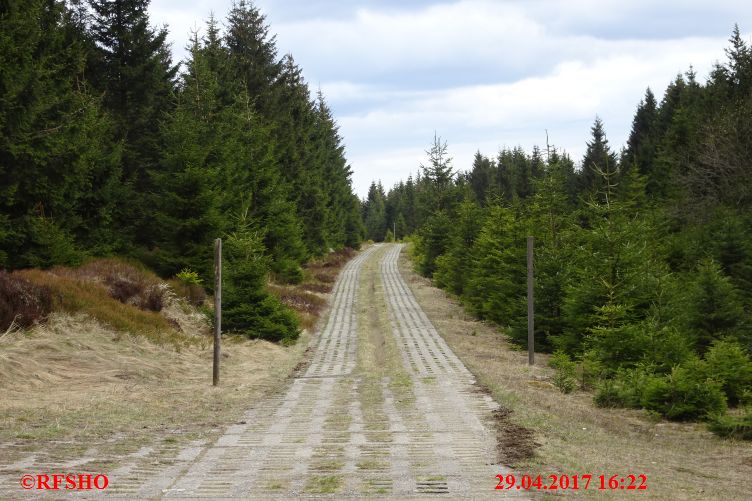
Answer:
[527,236,534,365]
[213,238,222,386]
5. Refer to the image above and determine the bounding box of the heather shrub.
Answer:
[56,258,165,312]
[0,271,53,331]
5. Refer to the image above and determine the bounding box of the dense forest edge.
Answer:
[364,27,752,439]
[1,0,366,343]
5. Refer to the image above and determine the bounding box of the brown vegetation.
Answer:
[300,247,356,293]
[0,272,53,332]
[7,257,197,347]
[49,258,165,312]
[168,278,207,306]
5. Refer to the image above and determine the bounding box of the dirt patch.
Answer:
[491,407,539,467]
[292,346,315,376]
[469,380,539,467]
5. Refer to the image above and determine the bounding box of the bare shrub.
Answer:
[0,271,53,331]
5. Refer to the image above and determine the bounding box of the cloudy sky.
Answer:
[149,0,752,197]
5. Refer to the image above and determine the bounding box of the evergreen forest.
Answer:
[1,0,364,342]
[363,27,752,432]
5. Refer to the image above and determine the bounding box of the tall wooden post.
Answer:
[527,236,534,365]
[213,238,222,386]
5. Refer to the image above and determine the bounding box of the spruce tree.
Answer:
[314,91,354,248]
[88,0,178,242]
[224,0,281,114]
[464,204,525,329]
[273,55,328,255]
[578,117,618,200]
[561,171,666,362]
[149,34,224,278]
[222,209,299,342]
[0,0,122,268]
[420,134,455,211]
[522,159,576,349]
[219,88,308,282]
[685,260,748,352]
[469,151,495,204]
[624,88,659,195]
[433,201,484,295]
[363,182,387,241]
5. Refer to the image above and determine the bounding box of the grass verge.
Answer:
[0,312,308,477]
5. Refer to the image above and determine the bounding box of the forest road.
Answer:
[105,244,531,500]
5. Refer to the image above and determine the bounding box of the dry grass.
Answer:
[0,312,307,472]
[0,249,361,487]
[51,258,165,312]
[16,269,183,346]
[398,249,752,501]
[167,278,207,307]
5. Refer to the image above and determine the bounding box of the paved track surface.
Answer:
[6,244,528,500]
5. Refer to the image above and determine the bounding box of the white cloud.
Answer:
[148,0,752,197]
[337,35,728,195]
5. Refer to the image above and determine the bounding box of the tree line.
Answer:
[364,27,752,433]
[0,0,364,341]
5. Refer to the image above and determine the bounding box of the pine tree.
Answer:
[224,0,281,115]
[624,88,660,195]
[578,117,618,200]
[88,0,178,243]
[420,133,455,211]
[0,0,122,268]
[149,33,224,278]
